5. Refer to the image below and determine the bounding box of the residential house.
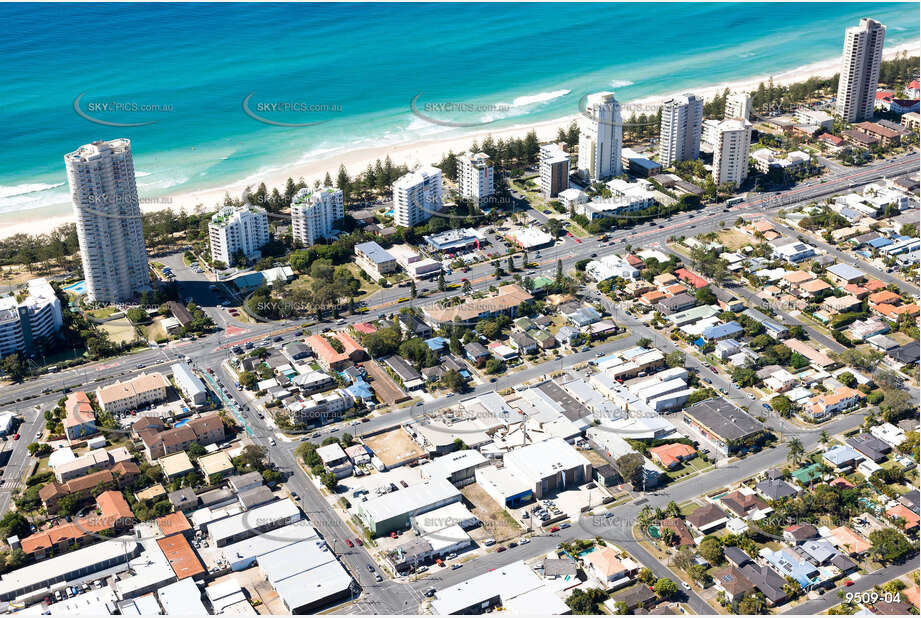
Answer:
[712,566,755,602]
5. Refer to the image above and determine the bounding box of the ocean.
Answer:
[1,2,918,226]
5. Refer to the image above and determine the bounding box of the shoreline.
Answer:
[1,39,918,241]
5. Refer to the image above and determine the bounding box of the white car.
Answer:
[681,581,691,590]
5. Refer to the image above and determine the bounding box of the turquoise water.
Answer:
[63,281,86,295]
[1,3,918,224]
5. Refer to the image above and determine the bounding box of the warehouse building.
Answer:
[504,437,591,499]
[353,477,461,536]
[258,536,353,614]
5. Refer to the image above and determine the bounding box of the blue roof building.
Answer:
[425,336,449,353]
[822,445,864,470]
[867,237,893,249]
[346,378,375,402]
[702,321,744,341]
[760,547,819,589]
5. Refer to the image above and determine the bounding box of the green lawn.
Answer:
[666,456,713,481]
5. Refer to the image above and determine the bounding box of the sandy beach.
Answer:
[2,39,918,240]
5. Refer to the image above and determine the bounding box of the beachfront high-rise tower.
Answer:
[539,143,570,198]
[712,119,752,188]
[208,205,269,267]
[457,152,495,204]
[659,94,703,167]
[725,91,752,121]
[577,92,622,181]
[392,166,443,228]
[291,186,344,247]
[65,139,150,304]
[835,18,886,123]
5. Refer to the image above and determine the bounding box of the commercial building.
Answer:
[539,143,570,198]
[258,536,353,614]
[578,91,622,181]
[503,437,591,499]
[0,536,141,602]
[393,166,442,228]
[423,227,484,253]
[208,499,301,547]
[354,241,398,279]
[795,108,834,131]
[65,139,150,303]
[208,205,269,267]
[683,398,762,454]
[457,152,494,203]
[712,119,752,187]
[725,91,752,121]
[158,578,208,615]
[171,363,207,405]
[0,278,64,359]
[576,179,655,220]
[835,18,886,122]
[353,477,461,536]
[387,243,441,279]
[95,372,169,414]
[659,93,703,166]
[290,187,343,246]
[432,560,570,615]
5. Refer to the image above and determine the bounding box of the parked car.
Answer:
[496,546,506,553]
[345,539,354,548]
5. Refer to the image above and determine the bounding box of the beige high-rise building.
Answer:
[725,91,752,121]
[578,92,622,181]
[659,94,703,167]
[835,18,886,123]
[712,119,752,187]
[65,139,150,304]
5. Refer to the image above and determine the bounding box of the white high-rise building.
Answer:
[392,166,443,228]
[457,152,494,203]
[835,18,886,123]
[539,143,570,198]
[725,91,752,121]
[208,205,269,267]
[290,187,344,247]
[712,119,752,187]
[701,119,721,147]
[578,92,622,181]
[659,94,703,167]
[65,139,150,304]
[0,278,63,358]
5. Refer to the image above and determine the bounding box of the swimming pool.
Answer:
[63,280,86,295]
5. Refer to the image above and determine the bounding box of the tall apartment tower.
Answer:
[835,18,886,123]
[208,205,269,267]
[457,152,494,203]
[712,119,752,187]
[659,94,703,167]
[725,91,752,121]
[577,92,623,181]
[290,187,344,247]
[392,166,443,228]
[65,139,150,304]
[539,143,570,198]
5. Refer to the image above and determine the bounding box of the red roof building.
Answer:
[675,268,708,289]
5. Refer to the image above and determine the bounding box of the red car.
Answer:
[345,539,354,548]
[496,546,506,553]
[549,526,560,533]
[844,581,854,587]
[390,531,398,539]
[12,434,19,441]
[355,538,363,546]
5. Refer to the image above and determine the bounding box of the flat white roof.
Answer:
[356,477,460,524]
[218,521,318,563]
[432,560,568,615]
[158,578,208,616]
[273,565,352,613]
[411,502,477,535]
[259,538,342,586]
[422,449,487,479]
[316,442,348,464]
[0,538,137,599]
[208,499,300,543]
[504,437,589,483]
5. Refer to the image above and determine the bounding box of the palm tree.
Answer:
[666,501,681,518]
[786,438,805,467]
[819,431,830,447]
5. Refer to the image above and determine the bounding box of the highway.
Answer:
[0,151,916,613]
